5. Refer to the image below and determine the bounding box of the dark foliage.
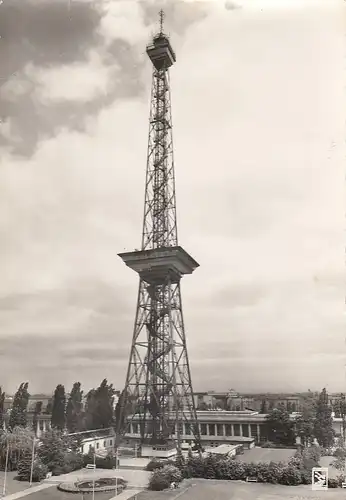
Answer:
[314,388,335,448]
[149,465,182,491]
[9,383,30,429]
[265,408,296,446]
[51,385,66,431]
[83,450,118,470]
[38,429,83,476]
[66,382,83,433]
[0,388,5,430]
[84,379,115,430]
[171,446,328,487]
[17,448,48,482]
[32,401,43,432]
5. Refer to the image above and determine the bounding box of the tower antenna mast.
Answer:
[159,9,165,34]
[116,11,202,458]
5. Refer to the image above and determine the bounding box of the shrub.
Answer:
[306,445,321,464]
[255,461,284,484]
[149,474,170,491]
[300,469,312,484]
[82,453,117,470]
[337,474,346,487]
[279,465,302,486]
[17,452,48,482]
[148,465,182,491]
[173,452,326,487]
[261,441,297,449]
[146,459,172,471]
[186,455,205,478]
[328,478,339,488]
[63,452,83,472]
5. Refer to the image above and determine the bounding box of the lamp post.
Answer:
[92,450,96,500]
[29,438,35,487]
[1,439,9,497]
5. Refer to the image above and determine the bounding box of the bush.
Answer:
[337,474,346,487]
[149,474,171,491]
[328,478,339,488]
[63,452,83,472]
[146,459,173,471]
[82,453,117,470]
[148,465,182,491]
[306,445,321,464]
[279,465,302,485]
[173,452,319,486]
[17,453,48,482]
[261,441,297,449]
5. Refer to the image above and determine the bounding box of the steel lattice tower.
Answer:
[116,11,201,454]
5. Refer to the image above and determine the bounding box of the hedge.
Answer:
[168,446,332,487]
[82,453,118,470]
[146,459,174,471]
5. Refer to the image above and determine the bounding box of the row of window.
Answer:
[200,423,259,438]
[130,423,262,438]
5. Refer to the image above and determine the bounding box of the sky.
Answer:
[0,0,345,395]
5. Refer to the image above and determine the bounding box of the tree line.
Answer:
[265,388,341,449]
[0,378,118,434]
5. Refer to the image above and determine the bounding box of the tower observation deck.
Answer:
[116,11,201,456]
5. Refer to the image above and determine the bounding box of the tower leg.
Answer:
[116,278,201,455]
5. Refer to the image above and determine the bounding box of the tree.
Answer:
[266,408,296,446]
[17,448,48,482]
[260,400,268,414]
[66,382,83,433]
[0,387,5,430]
[314,388,335,448]
[38,429,82,475]
[44,399,53,415]
[0,427,35,471]
[51,385,66,431]
[84,379,115,430]
[9,383,30,429]
[32,401,43,433]
[335,393,346,444]
[38,429,67,473]
[296,394,316,447]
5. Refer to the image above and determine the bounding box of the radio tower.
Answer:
[116,11,201,455]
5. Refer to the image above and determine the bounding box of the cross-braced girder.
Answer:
[119,278,199,447]
[142,68,177,250]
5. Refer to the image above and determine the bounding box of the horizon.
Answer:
[0,0,345,394]
[1,386,342,399]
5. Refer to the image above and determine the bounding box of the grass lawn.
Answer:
[135,478,344,500]
[0,470,33,496]
[235,446,296,464]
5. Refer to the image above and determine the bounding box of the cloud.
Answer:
[0,0,344,394]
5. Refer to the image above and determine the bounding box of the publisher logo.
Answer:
[312,467,328,490]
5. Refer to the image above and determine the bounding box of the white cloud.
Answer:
[29,50,114,103]
[98,0,152,46]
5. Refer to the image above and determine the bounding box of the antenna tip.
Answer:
[159,9,165,34]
